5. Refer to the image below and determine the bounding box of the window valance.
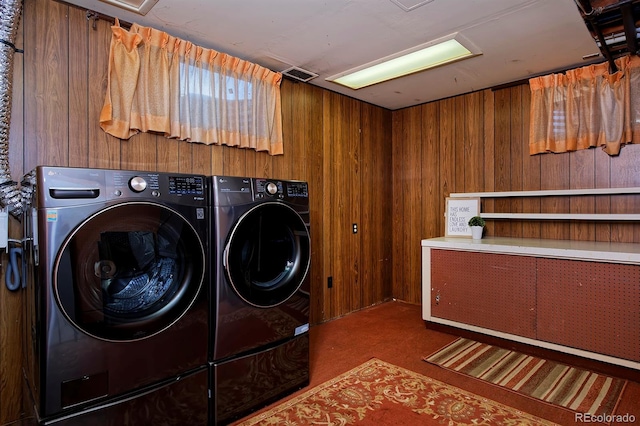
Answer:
[100,20,284,155]
[529,55,640,156]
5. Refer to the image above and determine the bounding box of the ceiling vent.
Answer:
[281,66,319,83]
[99,0,159,15]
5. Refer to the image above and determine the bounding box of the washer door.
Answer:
[224,202,310,308]
[54,202,205,341]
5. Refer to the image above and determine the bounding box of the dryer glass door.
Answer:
[225,202,310,308]
[54,202,205,341]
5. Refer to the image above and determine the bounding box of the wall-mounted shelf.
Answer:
[480,213,640,220]
[448,187,640,221]
[449,187,640,198]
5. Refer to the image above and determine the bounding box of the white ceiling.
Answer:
[64,0,601,110]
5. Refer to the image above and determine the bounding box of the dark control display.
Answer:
[169,176,204,195]
[287,182,308,197]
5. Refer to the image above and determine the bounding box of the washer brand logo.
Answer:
[46,210,57,222]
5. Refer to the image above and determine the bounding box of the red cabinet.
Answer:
[537,258,640,361]
[426,242,640,364]
[430,249,537,339]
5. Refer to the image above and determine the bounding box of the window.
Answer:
[100,21,283,155]
[529,55,640,156]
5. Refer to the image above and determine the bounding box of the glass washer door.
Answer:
[224,202,310,308]
[54,202,205,342]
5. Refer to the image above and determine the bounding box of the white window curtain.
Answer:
[100,20,284,155]
[529,55,640,156]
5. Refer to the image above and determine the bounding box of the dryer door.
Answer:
[54,202,205,341]
[224,202,310,308]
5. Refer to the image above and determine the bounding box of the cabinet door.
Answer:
[430,249,537,338]
[537,258,640,361]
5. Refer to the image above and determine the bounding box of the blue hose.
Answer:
[5,246,21,291]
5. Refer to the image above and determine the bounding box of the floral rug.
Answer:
[236,358,558,425]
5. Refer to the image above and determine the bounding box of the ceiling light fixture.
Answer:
[327,33,481,90]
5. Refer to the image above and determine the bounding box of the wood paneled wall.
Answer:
[392,85,640,305]
[4,0,640,424]
[0,0,393,423]
[13,0,394,323]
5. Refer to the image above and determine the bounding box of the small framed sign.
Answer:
[445,197,480,237]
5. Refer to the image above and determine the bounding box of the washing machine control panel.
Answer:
[109,171,206,205]
[214,176,308,205]
[112,173,159,195]
[255,179,308,200]
[255,179,284,198]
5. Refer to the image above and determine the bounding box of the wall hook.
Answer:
[86,11,99,30]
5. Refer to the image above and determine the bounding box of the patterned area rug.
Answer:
[236,358,558,425]
[424,338,626,417]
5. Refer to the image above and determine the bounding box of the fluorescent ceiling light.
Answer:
[327,33,481,90]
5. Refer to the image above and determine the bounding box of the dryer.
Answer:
[22,166,209,425]
[208,176,311,425]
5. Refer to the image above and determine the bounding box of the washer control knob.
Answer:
[129,176,147,193]
[265,182,278,195]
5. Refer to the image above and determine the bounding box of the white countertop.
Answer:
[421,237,640,264]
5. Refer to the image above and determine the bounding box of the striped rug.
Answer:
[424,338,627,417]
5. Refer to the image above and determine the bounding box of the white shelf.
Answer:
[421,236,640,264]
[480,213,640,220]
[448,187,640,221]
[449,187,640,198]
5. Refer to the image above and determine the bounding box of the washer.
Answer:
[22,166,209,425]
[209,176,311,425]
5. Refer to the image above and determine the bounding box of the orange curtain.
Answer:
[100,21,284,155]
[529,55,640,156]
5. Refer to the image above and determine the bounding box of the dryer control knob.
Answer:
[266,182,278,195]
[129,176,148,193]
